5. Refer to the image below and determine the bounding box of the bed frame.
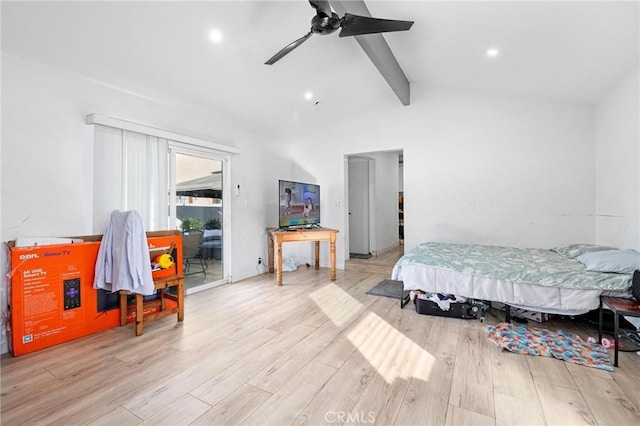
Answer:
[400,269,640,324]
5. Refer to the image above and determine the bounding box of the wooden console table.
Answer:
[267,227,338,286]
[119,274,184,336]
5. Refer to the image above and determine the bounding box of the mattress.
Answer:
[392,242,632,315]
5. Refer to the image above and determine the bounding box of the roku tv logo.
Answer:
[44,250,71,257]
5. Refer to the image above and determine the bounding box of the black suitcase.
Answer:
[414,297,487,322]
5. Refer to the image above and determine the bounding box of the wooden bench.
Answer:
[119,274,184,336]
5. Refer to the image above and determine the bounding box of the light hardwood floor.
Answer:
[2,246,640,425]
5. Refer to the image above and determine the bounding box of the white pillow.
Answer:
[577,249,640,274]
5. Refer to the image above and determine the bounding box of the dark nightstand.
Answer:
[599,295,640,367]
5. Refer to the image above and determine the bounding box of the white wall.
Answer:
[0,53,292,353]
[594,66,640,250]
[293,86,597,258]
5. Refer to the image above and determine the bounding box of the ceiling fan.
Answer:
[265,0,414,66]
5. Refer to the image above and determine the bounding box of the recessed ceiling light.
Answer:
[486,48,499,57]
[304,91,313,101]
[209,29,223,44]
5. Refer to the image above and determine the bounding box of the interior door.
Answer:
[348,157,370,256]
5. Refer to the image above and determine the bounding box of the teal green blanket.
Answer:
[392,242,632,291]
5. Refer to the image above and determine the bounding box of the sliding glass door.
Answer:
[90,119,233,294]
[169,148,226,293]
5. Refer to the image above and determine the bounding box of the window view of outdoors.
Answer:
[174,154,223,289]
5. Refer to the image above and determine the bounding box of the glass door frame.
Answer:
[168,143,232,293]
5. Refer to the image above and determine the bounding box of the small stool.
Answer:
[599,295,640,367]
[119,275,184,336]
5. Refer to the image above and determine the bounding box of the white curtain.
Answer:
[92,125,168,233]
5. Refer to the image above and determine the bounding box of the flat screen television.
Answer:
[278,179,320,228]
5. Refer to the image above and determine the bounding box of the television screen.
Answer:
[279,180,320,228]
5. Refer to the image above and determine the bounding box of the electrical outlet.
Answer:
[258,257,262,265]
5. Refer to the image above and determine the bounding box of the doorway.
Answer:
[348,157,372,258]
[169,150,226,293]
[346,150,403,261]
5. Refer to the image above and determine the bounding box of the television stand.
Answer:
[267,227,339,286]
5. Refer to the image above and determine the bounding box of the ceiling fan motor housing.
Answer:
[311,12,341,35]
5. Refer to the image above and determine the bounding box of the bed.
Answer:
[391,242,637,316]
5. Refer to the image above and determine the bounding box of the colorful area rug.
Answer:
[485,322,614,372]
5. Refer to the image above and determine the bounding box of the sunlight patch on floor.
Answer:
[346,312,435,384]
[309,284,435,384]
[309,283,364,327]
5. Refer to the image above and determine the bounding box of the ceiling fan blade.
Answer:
[339,13,414,37]
[308,0,333,17]
[331,0,411,105]
[265,32,313,65]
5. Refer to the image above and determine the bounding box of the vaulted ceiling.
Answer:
[2,1,638,139]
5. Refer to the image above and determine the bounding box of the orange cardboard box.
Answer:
[7,231,182,356]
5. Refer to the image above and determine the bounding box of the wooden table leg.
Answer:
[330,234,336,281]
[276,241,283,286]
[135,293,144,336]
[119,291,128,326]
[160,288,167,311]
[314,241,320,270]
[268,233,274,273]
[177,277,184,322]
